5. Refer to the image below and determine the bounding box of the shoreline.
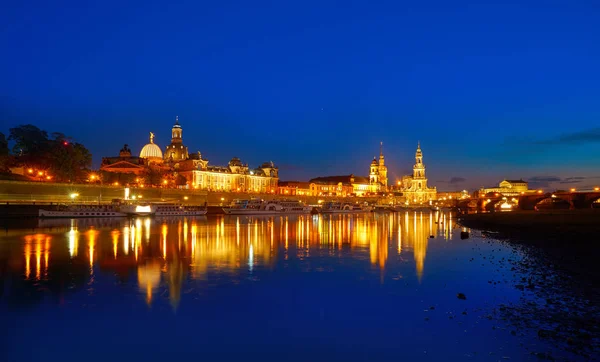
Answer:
[458,210,600,282]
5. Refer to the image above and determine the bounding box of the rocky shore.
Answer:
[458,210,600,281]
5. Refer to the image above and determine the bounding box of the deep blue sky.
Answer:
[2,0,600,190]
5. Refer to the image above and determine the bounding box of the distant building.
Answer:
[398,143,437,203]
[100,144,149,175]
[139,132,164,164]
[308,175,367,196]
[178,157,278,192]
[480,179,533,196]
[309,143,388,196]
[277,181,312,196]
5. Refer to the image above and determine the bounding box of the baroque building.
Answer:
[480,179,532,197]
[164,116,189,162]
[399,143,437,203]
[100,144,149,175]
[369,142,388,188]
[311,143,388,196]
[178,157,278,192]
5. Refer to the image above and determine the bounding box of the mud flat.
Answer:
[458,209,600,281]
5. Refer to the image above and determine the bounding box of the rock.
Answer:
[457,293,467,300]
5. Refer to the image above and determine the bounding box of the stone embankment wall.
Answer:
[0,180,387,217]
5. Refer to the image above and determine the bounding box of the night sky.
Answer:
[1,0,599,190]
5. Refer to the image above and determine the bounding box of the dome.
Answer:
[371,158,378,165]
[140,132,163,160]
[140,143,163,159]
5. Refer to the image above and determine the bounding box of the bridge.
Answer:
[455,190,600,211]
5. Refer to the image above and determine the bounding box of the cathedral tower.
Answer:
[378,141,388,188]
[412,142,427,189]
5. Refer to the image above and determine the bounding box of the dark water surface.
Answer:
[0,212,596,361]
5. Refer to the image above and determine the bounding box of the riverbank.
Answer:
[458,210,600,281]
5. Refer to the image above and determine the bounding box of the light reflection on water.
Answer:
[5,212,452,309]
[2,211,583,361]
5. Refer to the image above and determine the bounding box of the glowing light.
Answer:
[570,188,576,192]
[124,187,130,200]
[28,168,33,174]
[69,192,79,200]
[163,179,168,185]
[184,196,189,200]
[69,226,78,257]
[500,203,513,210]
[114,182,119,186]
[538,190,543,194]
[37,171,43,176]
[595,187,600,191]
[135,205,152,213]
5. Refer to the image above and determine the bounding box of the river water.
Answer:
[0,212,596,361]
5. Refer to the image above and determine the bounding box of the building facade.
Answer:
[480,179,532,196]
[399,143,437,203]
[100,144,149,175]
[277,181,312,196]
[179,157,278,192]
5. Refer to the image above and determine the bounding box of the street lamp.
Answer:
[70,193,79,202]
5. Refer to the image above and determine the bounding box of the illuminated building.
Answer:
[164,116,189,162]
[437,190,470,200]
[399,143,437,203]
[369,142,388,189]
[309,144,388,196]
[480,179,533,197]
[277,181,312,196]
[179,158,279,192]
[100,144,149,175]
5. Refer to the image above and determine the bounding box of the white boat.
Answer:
[222,198,283,215]
[154,204,207,216]
[320,201,372,214]
[39,204,127,218]
[271,199,313,214]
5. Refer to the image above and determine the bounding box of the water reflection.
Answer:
[1,212,457,309]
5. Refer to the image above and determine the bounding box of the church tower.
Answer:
[369,157,379,185]
[378,142,388,189]
[164,116,189,161]
[412,142,427,189]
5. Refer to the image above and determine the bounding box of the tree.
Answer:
[8,124,49,155]
[0,132,8,156]
[49,141,92,182]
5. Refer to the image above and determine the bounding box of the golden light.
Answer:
[183,196,189,200]
[114,182,119,186]
[570,188,576,192]
[220,197,225,201]
[69,193,79,199]
[27,168,33,174]
[135,178,140,182]
[138,195,142,199]
[397,181,401,185]
[537,190,543,194]
[37,171,43,176]
[90,174,96,180]
[163,179,168,185]
[46,176,51,180]
[595,187,599,191]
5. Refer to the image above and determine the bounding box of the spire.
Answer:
[149,132,155,144]
[380,141,383,157]
[417,141,420,150]
[175,115,179,125]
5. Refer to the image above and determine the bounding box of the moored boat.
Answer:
[320,201,372,214]
[270,199,312,214]
[154,204,207,216]
[39,204,127,218]
[222,198,283,215]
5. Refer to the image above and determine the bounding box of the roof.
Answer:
[309,175,370,185]
[504,179,527,184]
[279,181,310,188]
[140,143,163,159]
